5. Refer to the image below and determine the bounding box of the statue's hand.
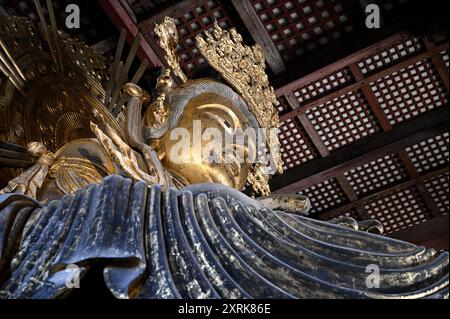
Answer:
[90,121,157,184]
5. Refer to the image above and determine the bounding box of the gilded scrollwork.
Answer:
[195,21,284,195]
[144,69,174,128]
[154,17,187,84]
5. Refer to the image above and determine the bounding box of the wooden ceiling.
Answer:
[1,0,448,249]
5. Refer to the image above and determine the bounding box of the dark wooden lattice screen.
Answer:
[250,0,363,62]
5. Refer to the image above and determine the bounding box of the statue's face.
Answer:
[157,93,251,190]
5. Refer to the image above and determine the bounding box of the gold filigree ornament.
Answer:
[0,1,150,199]
[153,17,187,84]
[195,21,284,195]
[0,15,127,154]
[144,69,173,128]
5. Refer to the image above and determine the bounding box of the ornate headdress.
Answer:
[154,17,284,195]
[196,22,284,195]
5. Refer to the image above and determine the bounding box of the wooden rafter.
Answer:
[424,38,449,93]
[138,0,207,26]
[284,91,371,219]
[273,29,449,235]
[279,42,449,121]
[398,150,443,218]
[98,0,162,68]
[0,141,32,168]
[348,63,392,131]
[274,32,411,97]
[318,165,449,220]
[347,54,446,219]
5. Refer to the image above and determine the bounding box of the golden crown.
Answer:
[195,22,284,194]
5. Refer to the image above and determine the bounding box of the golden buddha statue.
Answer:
[0,12,284,201]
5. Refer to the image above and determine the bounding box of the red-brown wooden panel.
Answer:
[278,117,319,170]
[357,36,424,76]
[293,67,354,106]
[250,0,363,62]
[405,132,449,174]
[370,59,448,126]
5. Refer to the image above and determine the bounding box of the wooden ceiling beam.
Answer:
[351,52,446,220]
[275,31,411,97]
[348,61,443,220]
[279,43,448,121]
[318,165,449,220]
[424,38,449,92]
[99,0,162,68]
[348,63,392,131]
[388,215,449,250]
[271,106,449,194]
[398,150,443,218]
[139,0,206,26]
[284,92,370,219]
